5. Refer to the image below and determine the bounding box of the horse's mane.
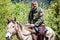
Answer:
[16,22,22,30]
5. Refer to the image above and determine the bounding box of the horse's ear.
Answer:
[7,19,10,24]
[14,17,16,21]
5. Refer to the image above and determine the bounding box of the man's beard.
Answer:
[33,6,37,10]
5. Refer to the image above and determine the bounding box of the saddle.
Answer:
[38,24,45,34]
[37,24,47,40]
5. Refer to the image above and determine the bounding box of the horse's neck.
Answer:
[16,24,23,40]
[16,24,32,40]
[19,25,30,35]
[16,25,27,39]
[16,33,23,40]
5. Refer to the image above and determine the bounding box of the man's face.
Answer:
[32,2,38,9]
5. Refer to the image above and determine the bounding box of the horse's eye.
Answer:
[13,26,14,28]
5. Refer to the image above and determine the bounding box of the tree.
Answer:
[44,0,60,40]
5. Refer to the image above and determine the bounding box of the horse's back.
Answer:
[46,27,55,35]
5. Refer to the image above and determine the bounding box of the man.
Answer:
[28,1,44,26]
[28,1,47,40]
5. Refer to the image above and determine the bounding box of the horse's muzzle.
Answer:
[6,36,10,40]
[6,32,12,40]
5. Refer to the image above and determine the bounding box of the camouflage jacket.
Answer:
[28,7,44,26]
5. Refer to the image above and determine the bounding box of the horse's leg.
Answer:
[51,36,55,40]
[32,34,37,40]
[47,33,54,40]
[45,37,48,40]
[50,35,55,40]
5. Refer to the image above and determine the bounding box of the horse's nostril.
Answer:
[6,36,9,38]
[6,36,10,40]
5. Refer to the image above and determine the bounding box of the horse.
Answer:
[5,18,55,40]
[28,24,55,40]
[6,18,33,40]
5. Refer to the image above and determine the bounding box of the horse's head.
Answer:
[6,18,19,40]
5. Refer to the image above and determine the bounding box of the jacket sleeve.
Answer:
[39,8,44,17]
[34,8,44,26]
[34,17,44,26]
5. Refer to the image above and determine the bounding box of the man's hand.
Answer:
[26,23,34,27]
[30,24,34,27]
[40,12,43,16]
[40,13,43,16]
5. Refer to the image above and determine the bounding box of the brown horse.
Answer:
[5,18,55,40]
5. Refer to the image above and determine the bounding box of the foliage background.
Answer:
[0,0,60,40]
